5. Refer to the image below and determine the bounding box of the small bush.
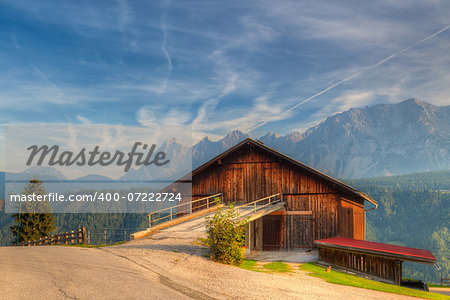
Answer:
[202,203,248,266]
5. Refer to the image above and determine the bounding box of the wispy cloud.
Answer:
[1,0,449,143]
[248,23,450,132]
[32,66,64,98]
[76,115,92,124]
[159,0,173,95]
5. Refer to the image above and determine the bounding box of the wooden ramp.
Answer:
[144,203,285,241]
[131,193,285,240]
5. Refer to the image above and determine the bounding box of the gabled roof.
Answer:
[192,138,377,206]
[168,138,377,207]
[315,237,436,264]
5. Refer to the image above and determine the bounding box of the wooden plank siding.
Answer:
[318,246,403,285]
[186,143,365,250]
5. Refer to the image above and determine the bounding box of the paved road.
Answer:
[0,246,204,300]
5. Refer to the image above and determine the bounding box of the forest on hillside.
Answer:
[346,171,450,284]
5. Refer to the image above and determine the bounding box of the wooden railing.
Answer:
[442,277,450,286]
[20,228,87,246]
[147,193,223,227]
[235,193,283,215]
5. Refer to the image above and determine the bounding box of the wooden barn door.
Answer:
[291,216,314,249]
[262,215,282,250]
[339,200,354,238]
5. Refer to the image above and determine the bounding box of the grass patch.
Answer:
[300,263,447,300]
[428,283,450,288]
[239,260,293,274]
[263,261,292,273]
[239,259,258,271]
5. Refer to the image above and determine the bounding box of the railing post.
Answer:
[207,197,209,208]
[149,214,152,228]
[170,207,173,220]
[281,193,283,203]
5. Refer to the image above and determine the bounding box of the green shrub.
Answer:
[202,203,248,266]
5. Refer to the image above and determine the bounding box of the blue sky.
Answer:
[1,0,450,144]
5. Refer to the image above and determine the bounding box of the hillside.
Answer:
[345,170,450,190]
[345,171,450,284]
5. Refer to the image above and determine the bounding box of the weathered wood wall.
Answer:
[318,246,402,285]
[190,143,365,249]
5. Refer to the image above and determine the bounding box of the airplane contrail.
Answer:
[247,24,450,132]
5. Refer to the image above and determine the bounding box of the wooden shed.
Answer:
[315,237,436,285]
[176,138,378,251]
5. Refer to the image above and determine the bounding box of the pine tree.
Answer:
[10,177,56,245]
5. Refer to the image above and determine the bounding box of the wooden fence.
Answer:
[20,228,87,246]
[442,277,450,286]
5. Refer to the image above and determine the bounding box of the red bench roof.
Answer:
[315,237,436,262]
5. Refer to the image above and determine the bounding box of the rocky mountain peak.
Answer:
[221,130,249,147]
[22,166,67,180]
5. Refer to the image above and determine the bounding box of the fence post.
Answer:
[207,197,209,209]
[170,207,173,220]
[82,227,87,245]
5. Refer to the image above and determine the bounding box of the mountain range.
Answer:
[118,98,450,180]
[269,98,450,178]
[3,98,450,190]
[133,98,450,178]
